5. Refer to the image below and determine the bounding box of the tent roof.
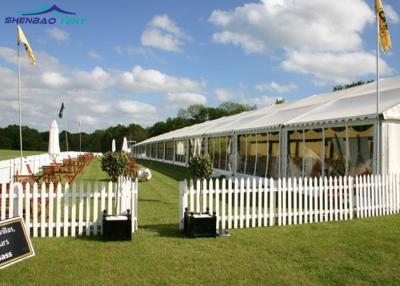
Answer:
[138,77,400,145]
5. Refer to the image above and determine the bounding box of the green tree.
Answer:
[333,80,374,91]
[275,98,286,104]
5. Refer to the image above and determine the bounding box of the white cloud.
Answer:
[385,5,399,24]
[245,96,281,108]
[76,115,97,126]
[116,65,205,92]
[255,81,297,93]
[74,66,114,90]
[141,28,183,52]
[0,45,210,131]
[150,14,186,38]
[282,50,391,84]
[214,88,235,101]
[164,92,207,107]
[212,31,265,54]
[116,100,159,126]
[42,72,69,88]
[0,47,16,64]
[208,0,395,84]
[46,27,70,43]
[88,51,102,60]
[117,100,157,114]
[209,0,373,53]
[0,48,185,131]
[89,103,111,114]
[114,45,152,57]
[141,15,190,52]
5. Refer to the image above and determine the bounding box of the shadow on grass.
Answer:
[75,234,135,242]
[79,178,110,182]
[137,159,190,181]
[75,235,103,242]
[140,223,185,238]
[139,198,162,203]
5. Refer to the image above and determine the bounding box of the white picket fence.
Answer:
[179,174,400,230]
[0,177,138,237]
[0,151,101,184]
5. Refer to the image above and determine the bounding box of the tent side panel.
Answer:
[382,121,400,174]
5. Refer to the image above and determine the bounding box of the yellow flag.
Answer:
[17,25,36,64]
[375,0,392,53]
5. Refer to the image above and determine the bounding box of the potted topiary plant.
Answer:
[188,154,213,181]
[101,151,130,182]
[185,155,216,237]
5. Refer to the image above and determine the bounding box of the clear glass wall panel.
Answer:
[201,137,206,155]
[245,134,257,175]
[157,142,164,159]
[267,132,280,179]
[237,135,247,174]
[151,143,157,158]
[324,127,347,176]
[214,137,220,169]
[303,129,323,177]
[227,137,233,171]
[208,137,220,169]
[175,140,187,163]
[220,137,227,170]
[146,144,151,158]
[165,141,173,161]
[255,133,267,177]
[194,138,202,157]
[288,130,304,177]
[348,125,373,176]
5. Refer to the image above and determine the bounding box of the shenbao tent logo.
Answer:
[4,4,86,25]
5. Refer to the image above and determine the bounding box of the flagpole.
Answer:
[79,120,82,152]
[376,9,380,174]
[64,118,69,152]
[17,37,23,170]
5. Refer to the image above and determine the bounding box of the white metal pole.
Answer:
[64,117,69,152]
[17,39,23,170]
[376,10,380,174]
[79,120,82,152]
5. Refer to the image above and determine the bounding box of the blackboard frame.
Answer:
[0,217,35,269]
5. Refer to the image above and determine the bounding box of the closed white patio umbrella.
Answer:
[112,139,116,152]
[122,137,128,153]
[48,120,60,157]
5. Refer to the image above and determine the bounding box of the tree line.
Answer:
[0,102,255,153]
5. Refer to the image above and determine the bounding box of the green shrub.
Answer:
[101,152,130,181]
[188,155,213,180]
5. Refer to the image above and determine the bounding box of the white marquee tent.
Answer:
[133,77,400,178]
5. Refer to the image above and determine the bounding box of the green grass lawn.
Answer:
[74,158,110,183]
[0,159,399,285]
[0,149,45,161]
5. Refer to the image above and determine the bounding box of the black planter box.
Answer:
[184,208,216,238]
[102,210,132,241]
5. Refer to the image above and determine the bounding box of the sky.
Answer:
[0,0,399,133]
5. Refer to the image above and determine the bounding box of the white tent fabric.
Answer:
[112,139,116,152]
[48,120,60,156]
[137,77,400,145]
[382,122,400,174]
[122,137,129,153]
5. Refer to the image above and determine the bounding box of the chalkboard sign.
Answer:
[0,217,35,269]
